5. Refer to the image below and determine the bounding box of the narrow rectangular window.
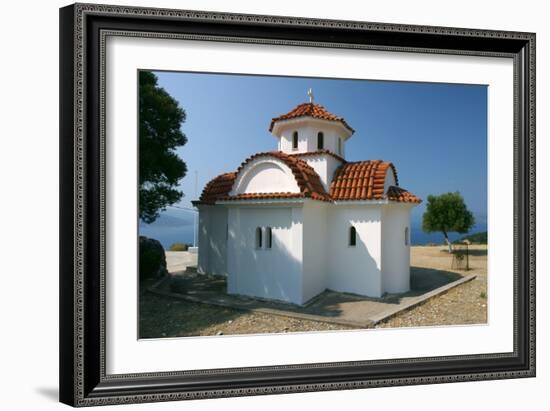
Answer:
[349,226,357,247]
[292,131,298,149]
[266,227,272,249]
[317,132,324,149]
[405,227,409,246]
[256,227,262,248]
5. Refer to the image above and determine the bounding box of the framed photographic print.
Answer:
[59,3,536,407]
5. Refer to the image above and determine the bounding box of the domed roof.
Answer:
[329,160,421,203]
[198,151,331,204]
[269,102,354,134]
[196,155,421,205]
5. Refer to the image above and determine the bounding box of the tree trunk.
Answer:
[443,232,453,253]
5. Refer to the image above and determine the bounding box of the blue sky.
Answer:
[141,70,487,246]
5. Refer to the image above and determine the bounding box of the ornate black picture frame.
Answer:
[59,3,535,407]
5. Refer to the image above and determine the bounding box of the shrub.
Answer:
[139,236,168,282]
[169,242,189,251]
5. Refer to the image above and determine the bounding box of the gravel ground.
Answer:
[140,292,352,338]
[140,245,487,337]
[376,245,487,328]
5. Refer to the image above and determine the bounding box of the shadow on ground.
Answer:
[139,282,249,338]
[143,265,466,329]
[158,274,345,319]
[465,249,488,257]
[309,266,463,307]
[410,266,463,294]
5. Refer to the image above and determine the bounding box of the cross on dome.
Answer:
[307,88,314,103]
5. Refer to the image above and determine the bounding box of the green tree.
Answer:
[422,192,475,252]
[139,71,187,223]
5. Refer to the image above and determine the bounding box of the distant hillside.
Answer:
[454,231,487,244]
[410,220,487,245]
[139,208,196,249]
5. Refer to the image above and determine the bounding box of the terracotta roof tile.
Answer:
[217,192,305,201]
[330,160,404,201]
[199,151,331,204]
[235,151,331,201]
[199,153,420,205]
[198,172,237,205]
[269,103,354,133]
[385,185,422,203]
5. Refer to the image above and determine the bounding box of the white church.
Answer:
[193,91,421,305]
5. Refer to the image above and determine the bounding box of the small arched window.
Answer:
[317,132,324,149]
[256,227,263,248]
[266,227,273,249]
[292,131,298,149]
[349,226,357,247]
[405,227,409,246]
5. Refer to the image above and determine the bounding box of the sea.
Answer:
[140,208,488,250]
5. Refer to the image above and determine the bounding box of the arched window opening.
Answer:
[266,227,273,249]
[317,132,324,149]
[292,131,298,149]
[256,227,263,248]
[405,227,409,246]
[349,226,357,247]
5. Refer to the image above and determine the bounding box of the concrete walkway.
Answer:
[165,251,198,274]
[153,259,476,327]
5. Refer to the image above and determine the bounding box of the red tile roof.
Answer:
[269,103,354,133]
[198,154,421,205]
[217,192,306,202]
[385,185,422,203]
[329,160,421,203]
[198,172,236,205]
[199,151,331,204]
[330,161,395,201]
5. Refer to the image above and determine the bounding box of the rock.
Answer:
[216,331,224,336]
[139,236,168,282]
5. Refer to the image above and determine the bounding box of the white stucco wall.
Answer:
[326,206,383,297]
[197,205,229,276]
[302,201,328,302]
[274,118,350,157]
[226,206,304,304]
[201,199,411,303]
[381,205,412,293]
[197,207,210,274]
[231,158,300,195]
[299,154,343,192]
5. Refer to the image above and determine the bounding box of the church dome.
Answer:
[269,102,354,134]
